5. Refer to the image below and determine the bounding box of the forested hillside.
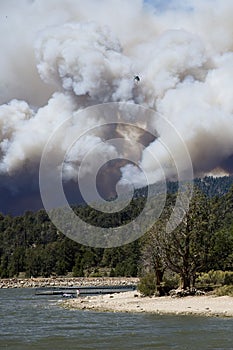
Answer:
[135,175,233,198]
[0,177,232,284]
[194,175,233,197]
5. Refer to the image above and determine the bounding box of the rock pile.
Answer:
[169,288,206,298]
[0,277,139,289]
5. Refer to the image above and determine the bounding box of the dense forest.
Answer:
[135,175,233,198]
[0,176,232,293]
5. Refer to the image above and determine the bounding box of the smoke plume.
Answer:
[0,0,233,214]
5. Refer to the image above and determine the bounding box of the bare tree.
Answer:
[141,226,166,295]
[143,188,211,290]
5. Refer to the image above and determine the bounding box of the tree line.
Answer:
[0,177,232,292]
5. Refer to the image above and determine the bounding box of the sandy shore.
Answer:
[61,291,233,317]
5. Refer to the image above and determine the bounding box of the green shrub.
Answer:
[215,285,233,297]
[90,272,102,277]
[196,270,226,286]
[72,265,84,277]
[138,273,156,297]
[109,268,115,277]
[224,272,233,285]
[163,272,180,291]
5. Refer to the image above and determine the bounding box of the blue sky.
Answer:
[144,0,173,8]
[144,0,193,11]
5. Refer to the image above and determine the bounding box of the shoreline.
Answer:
[0,277,139,289]
[2,277,233,317]
[61,291,233,318]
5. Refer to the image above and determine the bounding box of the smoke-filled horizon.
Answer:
[0,0,233,214]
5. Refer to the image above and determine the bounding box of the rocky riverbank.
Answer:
[0,277,139,289]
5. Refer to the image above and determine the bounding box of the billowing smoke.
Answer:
[0,0,233,214]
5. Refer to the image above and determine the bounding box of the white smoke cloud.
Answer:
[35,21,134,103]
[0,0,233,196]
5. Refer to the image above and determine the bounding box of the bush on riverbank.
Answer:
[214,285,233,297]
[196,270,233,287]
[138,273,157,296]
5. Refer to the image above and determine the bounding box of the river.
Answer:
[0,289,232,349]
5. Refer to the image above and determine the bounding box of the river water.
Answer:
[0,288,232,350]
